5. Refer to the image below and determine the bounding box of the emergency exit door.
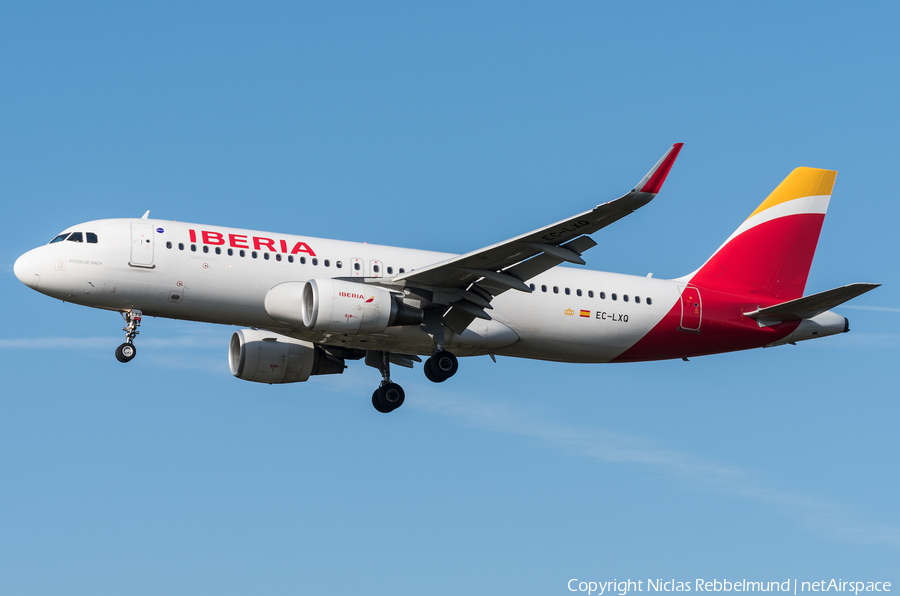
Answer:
[350,258,364,277]
[679,286,702,332]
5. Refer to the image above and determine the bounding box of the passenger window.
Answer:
[191,245,197,252]
[276,254,282,261]
[337,261,342,269]
[576,289,582,297]
[588,290,594,298]
[600,292,606,299]
[288,255,294,263]
[635,296,641,304]
[623,294,629,302]
[565,288,570,295]
[264,253,270,260]
[215,247,221,255]
[178,243,184,250]
[324,259,330,267]
[300,257,306,264]
[373,264,379,273]
[354,262,361,271]
[541,285,547,292]
[252,251,258,258]
[86,233,98,244]
[50,233,69,244]
[227,248,233,256]
[203,246,209,253]
[387,266,392,274]
[166,241,172,249]
[240,250,245,257]
[612,293,618,301]
[553,286,559,294]
[312,258,318,266]
[67,232,84,243]
[399,268,405,274]
[529,283,535,291]
[647,297,653,306]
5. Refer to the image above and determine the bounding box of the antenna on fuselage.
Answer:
[141,210,150,219]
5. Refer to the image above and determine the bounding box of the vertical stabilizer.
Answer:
[687,167,836,301]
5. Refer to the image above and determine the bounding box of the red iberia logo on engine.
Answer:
[339,292,375,301]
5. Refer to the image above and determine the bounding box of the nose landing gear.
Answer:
[115,309,142,363]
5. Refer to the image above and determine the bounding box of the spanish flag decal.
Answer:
[580,310,591,318]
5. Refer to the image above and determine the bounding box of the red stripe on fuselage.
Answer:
[612,212,823,362]
[611,288,801,362]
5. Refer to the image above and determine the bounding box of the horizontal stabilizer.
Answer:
[744,283,880,321]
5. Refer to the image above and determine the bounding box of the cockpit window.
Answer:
[67,232,84,243]
[50,233,69,244]
[86,232,98,243]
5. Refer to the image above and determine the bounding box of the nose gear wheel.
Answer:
[115,309,142,363]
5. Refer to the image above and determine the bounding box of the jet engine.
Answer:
[264,279,423,334]
[229,328,345,384]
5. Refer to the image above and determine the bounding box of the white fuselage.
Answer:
[17,218,681,363]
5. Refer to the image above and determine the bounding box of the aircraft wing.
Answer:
[391,143,683,333]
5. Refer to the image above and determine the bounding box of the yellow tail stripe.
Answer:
[746,167,837,221]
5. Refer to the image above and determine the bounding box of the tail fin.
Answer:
[687,167,837,301]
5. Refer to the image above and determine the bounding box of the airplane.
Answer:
[13,144,879,413]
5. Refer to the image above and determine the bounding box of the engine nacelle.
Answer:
[265,279,423,334]
[229,329,344,384]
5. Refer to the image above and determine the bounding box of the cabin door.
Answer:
[130,223,155,268]
[679,286,702,332]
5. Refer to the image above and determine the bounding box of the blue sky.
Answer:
[2,2,898,594]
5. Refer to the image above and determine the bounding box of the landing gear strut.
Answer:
[424,349,458,383]
[115,309,142,363]
[367,351,405,413]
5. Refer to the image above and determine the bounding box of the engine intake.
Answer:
[265,279,423,334]
[229,329,344,384]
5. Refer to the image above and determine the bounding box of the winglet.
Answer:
[635,143,683,194]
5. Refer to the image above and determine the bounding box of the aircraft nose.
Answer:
[14,250,41,289]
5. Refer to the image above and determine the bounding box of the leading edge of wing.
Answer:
[393,143,683,290]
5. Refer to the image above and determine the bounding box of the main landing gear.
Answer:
[115,309,142,363]
[365,348,459,413]
[424,350,458,383]
[368,351,406,413]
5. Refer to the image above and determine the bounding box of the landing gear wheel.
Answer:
[423,358,440,383]
[372,383,405,413]
[425,350,458,382]
[372,390,391,413]
[115,343,137,363]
